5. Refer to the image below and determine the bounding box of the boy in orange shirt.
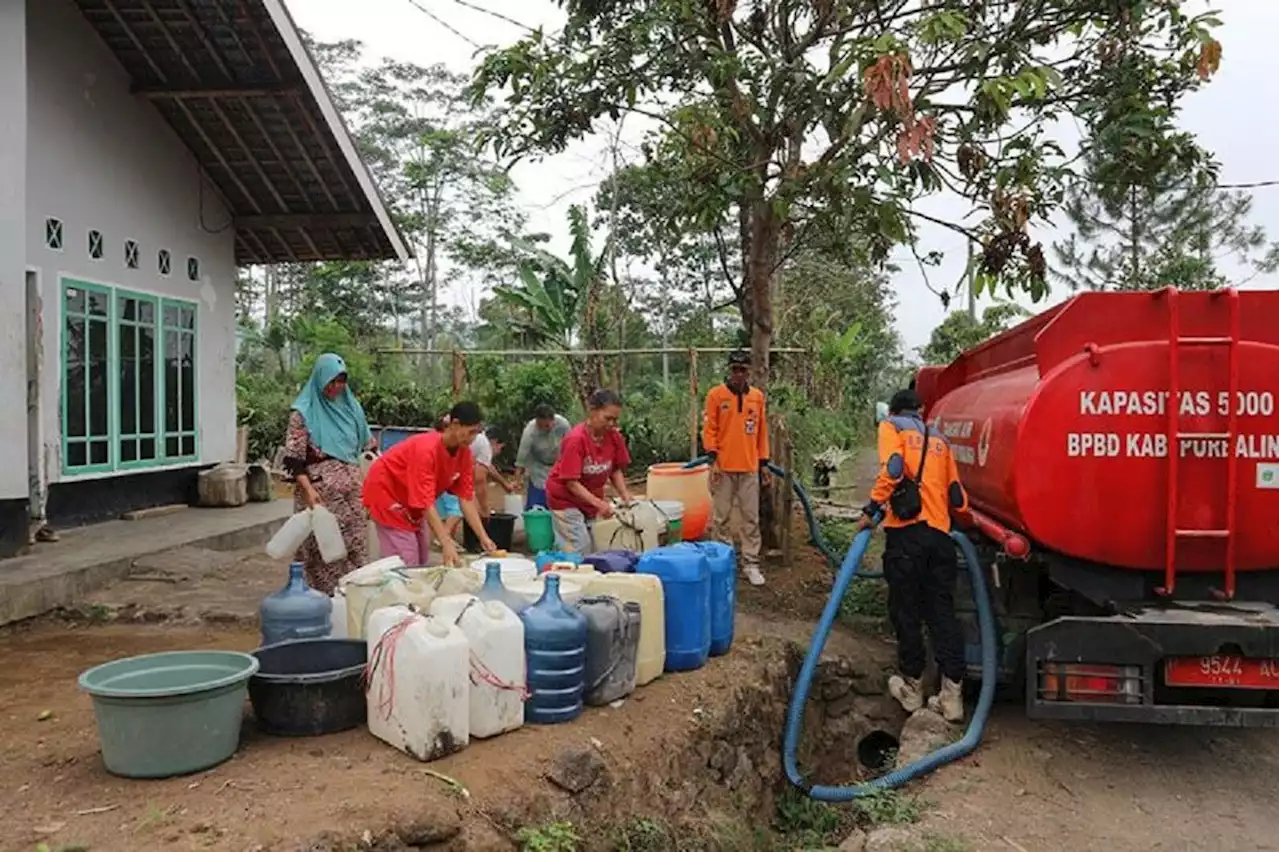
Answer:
[702,351,769,586]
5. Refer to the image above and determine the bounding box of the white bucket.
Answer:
[470,556,538,585]
[503,494,525,533]
[651,500,685,522]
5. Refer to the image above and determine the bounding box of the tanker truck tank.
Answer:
[917,287,1278,728]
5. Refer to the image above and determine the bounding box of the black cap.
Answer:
[889,389,922,415]
[728,350,750,367]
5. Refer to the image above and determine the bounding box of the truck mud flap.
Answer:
[1025,604,1278,727]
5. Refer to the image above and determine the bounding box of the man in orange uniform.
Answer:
[857,388,970,722]
[702,351,769,586]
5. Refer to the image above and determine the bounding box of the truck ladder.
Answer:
[1158,287,1241,600]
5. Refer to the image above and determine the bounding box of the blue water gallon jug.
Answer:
[478,561,528,614]
[583,550,637,574]
[535,551,583,573]
[259,562,332,646]
[637,546,710,672]
[520,574,588,724]
[679,541,736,656]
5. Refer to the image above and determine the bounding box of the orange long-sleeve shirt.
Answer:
[702,383,769,473]
[866,415,969,533]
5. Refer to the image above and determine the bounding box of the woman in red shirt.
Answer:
[545,389,634,554]
[362,401,497,567]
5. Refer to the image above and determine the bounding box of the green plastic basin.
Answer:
[78,650,259,779]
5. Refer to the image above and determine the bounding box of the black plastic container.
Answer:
[248,638,367,736]
[464,513,517,553]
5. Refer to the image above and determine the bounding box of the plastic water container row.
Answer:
[362,576,643,761]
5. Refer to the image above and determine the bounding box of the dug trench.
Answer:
[304,624,910,852]
[0,600,912,852]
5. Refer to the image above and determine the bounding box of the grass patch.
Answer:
[816,517,891,626]
[773,787,851,848]
[839,578,889,619]
[610,817,675,851]
[852,790,925,827]
[515,821,581,852]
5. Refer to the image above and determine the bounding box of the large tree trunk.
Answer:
[740,200,780,387]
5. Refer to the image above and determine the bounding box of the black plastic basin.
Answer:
[248,638,367,736]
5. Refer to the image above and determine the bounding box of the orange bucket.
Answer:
[645,463,712,541]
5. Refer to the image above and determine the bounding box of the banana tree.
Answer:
[493,205,610,406]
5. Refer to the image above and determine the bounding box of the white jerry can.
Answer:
[364,605,470,761]
[429,594,526,739]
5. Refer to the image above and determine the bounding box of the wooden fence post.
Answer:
[688,347,699,459]
[451,350,466,399]
[779,419,795,568]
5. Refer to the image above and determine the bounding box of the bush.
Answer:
[467,358,578,465]
[620,388,693,472]
[236,375,293,463]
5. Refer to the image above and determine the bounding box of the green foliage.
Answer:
[918,305,1026,367]
[852,789,925,827]
[467,358,579,460]
[1052,165,1279,292]
[609,817,674,851]
[620,388,693,472]
[470,0,1225,363]
[515,821,581,852]
[774,787,848,847]
[494,207,601,349]
[1047,6,1268,293]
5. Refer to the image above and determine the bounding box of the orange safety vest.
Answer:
[868,415,969,533]
[702,383,769,473]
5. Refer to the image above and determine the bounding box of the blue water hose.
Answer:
[683,456,880,577]
[783,525,997,799]
[682,454,997,797]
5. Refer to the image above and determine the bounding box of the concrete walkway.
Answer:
[0,500,291,626]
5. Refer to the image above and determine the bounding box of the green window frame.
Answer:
[60,277,199,475]
[115,289,161,469]
[161,298,199,462]
[61,279,114,473]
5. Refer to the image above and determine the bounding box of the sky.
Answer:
[289,0,1280,354]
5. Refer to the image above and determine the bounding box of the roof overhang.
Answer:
[72,0,410,265]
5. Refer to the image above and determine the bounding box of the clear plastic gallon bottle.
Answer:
[478,562,530,614]
[259,562,332,646]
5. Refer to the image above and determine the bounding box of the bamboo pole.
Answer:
[375,346,809,357]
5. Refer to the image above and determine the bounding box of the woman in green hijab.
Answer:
[281,353,373,594]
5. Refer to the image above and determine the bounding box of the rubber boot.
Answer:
[928,677,965,723]
[887,674,924,713]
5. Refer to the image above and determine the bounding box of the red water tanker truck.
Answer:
[915,287,1278,727]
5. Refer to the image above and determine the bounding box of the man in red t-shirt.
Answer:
[545,389,634,554]
[362,401,497,566]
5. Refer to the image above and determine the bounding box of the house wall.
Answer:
[24,0,238,527]
[0,0,31,555]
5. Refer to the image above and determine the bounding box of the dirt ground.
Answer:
[1,451,1277,851]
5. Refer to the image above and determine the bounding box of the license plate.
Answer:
[1164,655,1280,690]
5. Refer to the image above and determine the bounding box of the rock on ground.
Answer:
[837,828,868,851]
[545,744,609,794]
[895,708,956,769]
[865,825,921,852]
